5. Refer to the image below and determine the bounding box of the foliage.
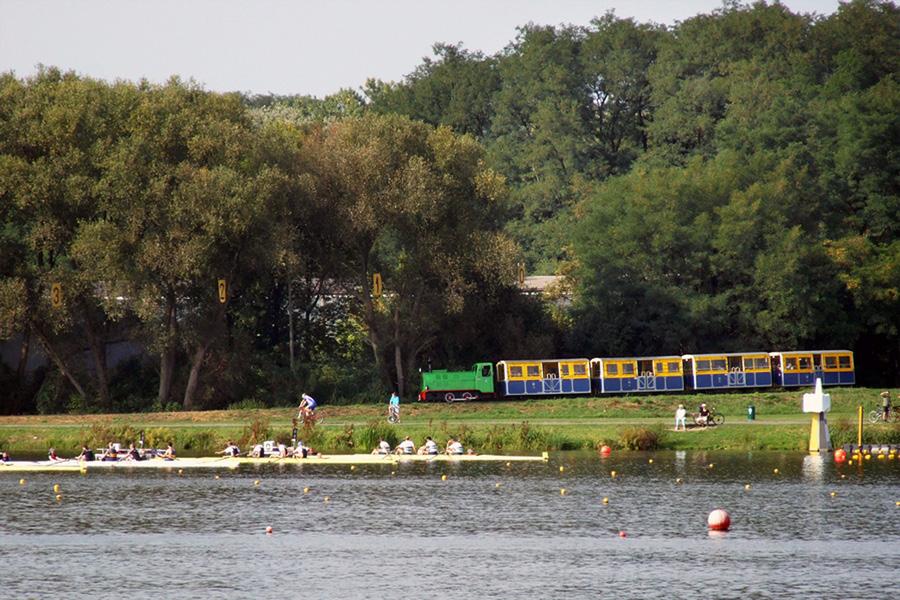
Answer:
[619,426,663,451]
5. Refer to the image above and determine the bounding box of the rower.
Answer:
[417,436,439,455]
[102,443,119,461]
[48,448,64,461]
[160,443,176,460]
[122,442,142,461]
[250,443,266,458]
[217,441,241,457]
[446,438,464,455]
[371,438,391,455]
[1,450,10,462]
[394,436,416,455]
[76,445,96,461]
[292,441,308,458]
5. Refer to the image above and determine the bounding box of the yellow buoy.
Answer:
[744,484,751,490]
[830,491,837,497]
[19,478,25,486]
[506,462,511,467]
[55,494,62,502]
[773,468,780,474]
[350,465,356,471]
[559,488,566,496]
[324,496,330,503]
[865,454,871,461]
[648,459,653,464]
[675,478,683,484]
[495,483,501,488]
[602,497,609,504]
[53,484,60,493]
[877,454,885,460]
[848,460,853,465]
[214,475,220,480]
[895,501,900,507]
[610,470,617,478]
[178,469,184,475]
[708,463,714,469]
[80,468,87,475]
[254,480,261,486]
[559,466,565,473]
[441,474,448,481]
[840,474,846,479]
[391,471,396,476]
[303,487,310,494]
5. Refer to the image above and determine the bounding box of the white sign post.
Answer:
[802,378,832,453]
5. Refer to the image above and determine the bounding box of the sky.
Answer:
[2,0,842,98]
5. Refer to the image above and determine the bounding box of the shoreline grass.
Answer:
[0,387,896,456]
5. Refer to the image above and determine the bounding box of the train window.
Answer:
[606,363,619,376]
[655,361,664,372]
[561,364,570,376]
[742,358,754,370]
[824,356,837,369]
[838,355,851,369]
[510,366,523,378]
[798,357,811,370]
[754,357,769,369]
[667,361,680,373]
[697,360,711,371]
[785,357,797,370]
[527,365,540,378]
[481,365,492,377]
[573,363,586,376]
[711,359,726,370]
[622,363,635,375]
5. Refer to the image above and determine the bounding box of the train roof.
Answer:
[682,352,770,359]
[768,349,853,355]
[497,358,590,363]
[590,355,682,361]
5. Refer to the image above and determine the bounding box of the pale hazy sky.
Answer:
[2,0,841,97]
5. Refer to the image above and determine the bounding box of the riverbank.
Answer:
[1,387,896,455]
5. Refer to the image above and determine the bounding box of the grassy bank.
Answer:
[1,387,897,456]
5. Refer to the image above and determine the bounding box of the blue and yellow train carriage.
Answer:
[590,356,684,393]
[682,352,772,390]
[770,350,854,387]
[496,359,591,396]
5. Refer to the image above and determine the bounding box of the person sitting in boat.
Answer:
[48,448,64,461]
[417,436,439,455]
[160,443,176,461]
[101,443,118,461]
[76,445,95,461]
[250,443,266,458]
[292,441,308,459]
[446,438,464,455]
[394,436,416,455]
[121,443,143,461]
[697,403,710,426]
[1,450,10,462]
[217,441,241,457]
[371,438,391,455]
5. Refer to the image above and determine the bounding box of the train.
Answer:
[418,349,855,402]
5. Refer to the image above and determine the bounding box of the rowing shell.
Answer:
[0,452,549,472]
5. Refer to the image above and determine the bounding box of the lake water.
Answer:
[1,451,897,599]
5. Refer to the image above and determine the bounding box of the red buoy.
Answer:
[265,526,273,535]
[618,530,627,538]
[833,448,847,463]
[707,509,731,531]
[599,445,612,457]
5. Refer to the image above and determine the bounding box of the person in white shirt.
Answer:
[446,438,464,455]
[371,438,391,455]
[417,436,439,455]
[394,436,416,454]
[675,404,687,431]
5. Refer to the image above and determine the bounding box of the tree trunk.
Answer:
[81,305,110,410]
[157,299,177,407]
[182,342,208,411]
[394,344,404,397]
[32,324,87,399]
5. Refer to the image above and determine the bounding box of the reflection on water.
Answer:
[1,451,897,599]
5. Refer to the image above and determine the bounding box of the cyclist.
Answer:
[881,391,891,422]
[697,403,710,426]
[298,393,318,419]
[388,391,400,422]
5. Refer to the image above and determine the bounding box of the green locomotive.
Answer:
[418,362,496,402]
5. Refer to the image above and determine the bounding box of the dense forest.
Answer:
[1,0,897,414]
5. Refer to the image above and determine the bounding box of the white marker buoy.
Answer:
[707,509,731,531]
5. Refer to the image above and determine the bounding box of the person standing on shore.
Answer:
[675,405,687,431]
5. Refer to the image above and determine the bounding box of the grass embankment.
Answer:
[1,387,897,456]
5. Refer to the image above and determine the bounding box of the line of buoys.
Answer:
[707,509,731,531]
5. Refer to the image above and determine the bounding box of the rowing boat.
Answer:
[0,452,549,472]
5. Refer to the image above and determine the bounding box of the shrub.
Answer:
[180,429,217,452]
[619,427,661,451]
[239,415,271,446]
[356,421,396,451]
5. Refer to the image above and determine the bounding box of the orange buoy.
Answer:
[265,526,273,534]
[708,509,731,531]
[833,448,847,463]
[618,530,627,538]
[599,445,612,457]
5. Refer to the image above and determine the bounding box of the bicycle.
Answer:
[868,410,897,424]
[693,409,725,428]
[388,405,400,424]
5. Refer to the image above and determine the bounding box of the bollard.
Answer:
[747,405,756,421]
